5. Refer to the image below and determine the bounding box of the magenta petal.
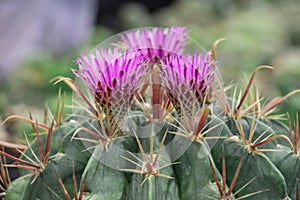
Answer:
[73,47,147,106]
[120,27,189,63]
[161,53,214,101]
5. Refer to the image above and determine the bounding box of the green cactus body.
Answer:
[82,145,128,200]
[126,151,180,200]
[5,176,30,200]
[198,182,235,199]
[174,141,216,200]
[267,147,300,199]
[213,139,288,199]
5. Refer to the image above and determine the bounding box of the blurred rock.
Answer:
[0,0,98,78]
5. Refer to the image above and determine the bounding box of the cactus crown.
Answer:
[0,27,299,200]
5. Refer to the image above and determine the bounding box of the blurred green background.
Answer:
[0,0,299,143]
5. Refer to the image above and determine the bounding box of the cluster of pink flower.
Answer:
[73,27,214,109]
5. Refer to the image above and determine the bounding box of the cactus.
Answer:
[1,27,300,200]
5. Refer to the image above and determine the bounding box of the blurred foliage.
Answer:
[1,0,300,141]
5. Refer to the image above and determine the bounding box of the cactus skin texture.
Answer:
[1,27,300,200]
